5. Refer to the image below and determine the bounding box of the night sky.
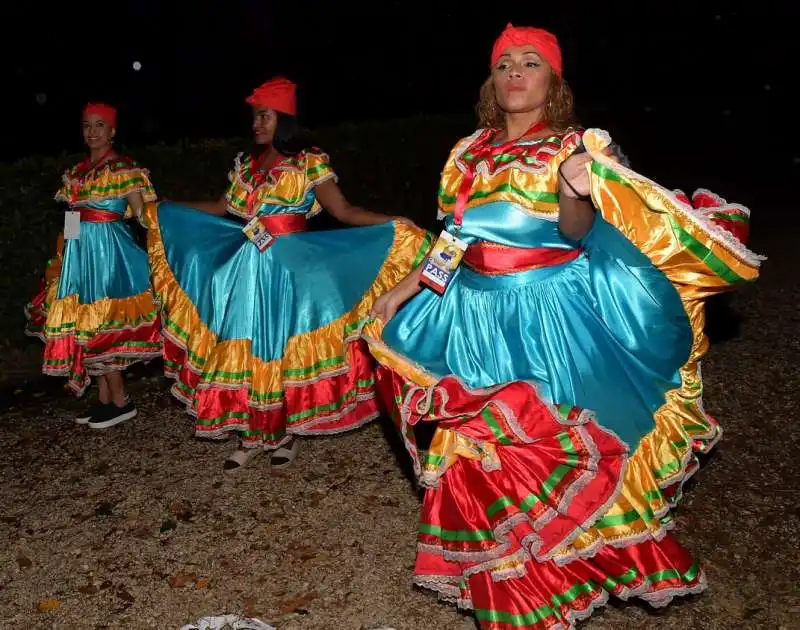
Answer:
[2,2,795,197]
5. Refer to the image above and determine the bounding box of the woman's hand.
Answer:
[370,263,425,323]
[558,152,592,199]
[371,287,406,323]
[560,146,617,198]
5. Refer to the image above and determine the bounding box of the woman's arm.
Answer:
[315,179,414,227]
[371,264,424,322]
[127,190,146,220]
[557,152,596,241]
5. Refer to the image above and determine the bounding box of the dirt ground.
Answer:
[0,222,796,630]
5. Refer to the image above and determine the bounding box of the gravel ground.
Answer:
[0,224,796,630]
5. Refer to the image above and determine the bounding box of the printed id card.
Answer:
[64,211,81,240]
[243,216,275,252]
[419,230,468,295]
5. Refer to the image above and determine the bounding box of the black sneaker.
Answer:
[88,399,138,429]
[75,402,111,425]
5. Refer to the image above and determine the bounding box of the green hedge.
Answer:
[0,114,474,357]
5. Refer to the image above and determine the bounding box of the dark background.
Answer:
[1,3,795,204]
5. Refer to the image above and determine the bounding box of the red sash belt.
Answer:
[257,213,307,235]
[463,241,582,275]
[78,208,122,223]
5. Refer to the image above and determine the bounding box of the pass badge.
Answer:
[64,211,81,240]
[243,216,275,252]
[419,230,468,295]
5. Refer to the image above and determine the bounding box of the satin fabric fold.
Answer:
[143,148,433,447]
[383,202,691,449]
[58,199,153,304]
[375,368,706,629]
[25,159,161,394]
[155,202,409,358]
[363,126,761,629]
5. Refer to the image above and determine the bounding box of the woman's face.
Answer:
[491,45,551,115]
[82,114,114,151]
[252,107,278,145]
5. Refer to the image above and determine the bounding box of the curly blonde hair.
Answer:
[476,72,577,132]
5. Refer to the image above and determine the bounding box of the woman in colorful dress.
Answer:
[141,77,431,470]
[25,103,161,428]
[364,24,762,628]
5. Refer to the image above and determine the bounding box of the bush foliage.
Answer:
[0,115,474,353]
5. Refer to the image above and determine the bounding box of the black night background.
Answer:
[0,3,796,628]
[3,3,795,201]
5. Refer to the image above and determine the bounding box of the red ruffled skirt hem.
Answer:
[164,335,380,448]
[375,365,707,629]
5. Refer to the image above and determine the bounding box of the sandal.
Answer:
[270,438,299,469]
[223,447,263,471]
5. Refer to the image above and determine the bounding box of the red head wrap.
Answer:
[490,24,563,76]
[245,77,297,116]
[82,103,117,127]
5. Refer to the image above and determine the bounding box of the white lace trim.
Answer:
[415,563,707,629]
[691,187,751,218]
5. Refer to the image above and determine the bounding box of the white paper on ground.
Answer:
[179,615,276,630]
[179,613,397,630]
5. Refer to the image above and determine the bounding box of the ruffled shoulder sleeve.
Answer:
[55,156,156,205]
[303,148,338,188]
[116,157,157,201]
[300,148,338,219]
[54,163,80,202]
[224,152,254,217]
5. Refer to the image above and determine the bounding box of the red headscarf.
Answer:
[82,103,117,127]
[490,23,563,76]
[245,77,297,116]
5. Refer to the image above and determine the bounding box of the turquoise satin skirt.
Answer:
[155,202,401,362]
[383,217,693,449]
[57,222,152,303]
